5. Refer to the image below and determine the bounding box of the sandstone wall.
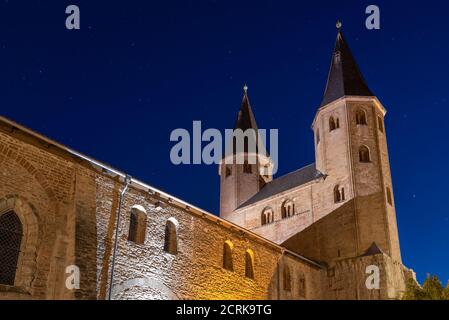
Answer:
[321,253,413,300]
[0,121,322,300]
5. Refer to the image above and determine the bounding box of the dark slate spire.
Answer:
[320,28,374,107]
[226,85,262,156]
[234,85,259,131]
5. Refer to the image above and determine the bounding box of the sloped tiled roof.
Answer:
[238,163,325,209]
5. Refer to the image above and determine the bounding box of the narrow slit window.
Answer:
[223,240,234,271]
[164,218,178,254]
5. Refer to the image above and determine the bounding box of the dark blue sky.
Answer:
[1,0,448,284]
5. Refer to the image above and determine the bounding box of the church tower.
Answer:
[219,86,273,223]
[312,27,402,262]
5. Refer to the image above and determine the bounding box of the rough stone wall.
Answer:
[321,253,413,300]
[282,199,358,264]
[281,196,413,300]
[346,99,401,261]
[270,254,322,300]
[0,130,76,299]
[95,173,322,300]
[0,124,322,300]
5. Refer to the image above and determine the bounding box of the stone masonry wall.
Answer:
[94,173,323,300]
[0,121,323,300]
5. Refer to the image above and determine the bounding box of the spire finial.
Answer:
[336,20,342,30]
[243,84,248,94]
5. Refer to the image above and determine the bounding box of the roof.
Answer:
[226,90,266,157]
[361,242,384,257]
[234,93,258,131]
[238,163,325,209]
[320,31,374,107]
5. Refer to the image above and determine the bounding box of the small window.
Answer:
[243,161,252,174]
[223,240,234,271]
[164,218,178,254]
[356,109,368,125]
[329,116,338,132]
[225,166,232,178]
[262,207,274,225]
[359,145,371,163]
[283,265,291,291]
[378,116,384,133]
[298,275,306,298]
[128,205,147,244]
[281,200,294,219]
[261,212,267,226]
[245,249,255,279]
[386,187,393,206]
[316,129,320,145]
[334,185,345,203]
[0,211,23,286]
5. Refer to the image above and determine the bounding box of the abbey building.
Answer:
[0,30,414,300]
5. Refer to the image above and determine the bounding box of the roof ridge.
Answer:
[237,163,324,209]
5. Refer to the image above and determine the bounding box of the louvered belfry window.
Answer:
[0,211,23,286]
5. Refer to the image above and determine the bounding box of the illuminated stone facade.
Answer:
[0,116,324,300]
[0,31,415,300]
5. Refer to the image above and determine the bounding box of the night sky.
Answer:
[1,0,448,284]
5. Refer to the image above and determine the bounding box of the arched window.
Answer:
[223,240,234,271]
[334,185,345,203]
[225,166,232,178]
[386,187,393,206]
[298,274,306,298]
[281,200,294,218]
[261,212,267,226]
[164,218,178,254]
[283,265,291,291]
[262,207,274,225]
[378,116,384,133]
[128,205,147,244]
[359,145,371,163]
[243,161,252,174]
[0,211,23,286]
[245,249,255,279]
[356,109,368,125]
[329,116,337,131]
[316,129,320,145]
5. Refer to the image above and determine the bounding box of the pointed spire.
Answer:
[234,84,258,131]
[320,26,374,107]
